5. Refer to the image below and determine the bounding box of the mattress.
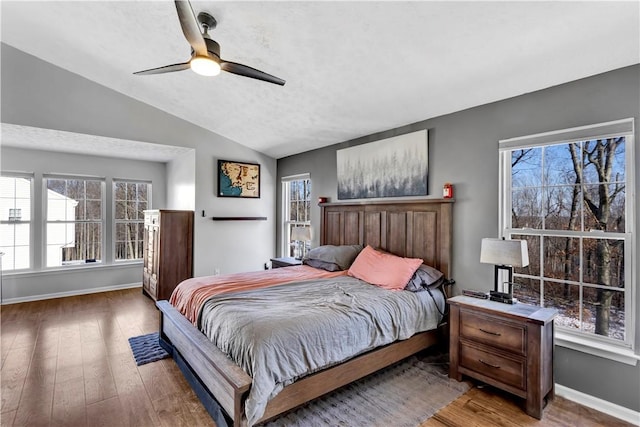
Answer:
[198,275,446,425]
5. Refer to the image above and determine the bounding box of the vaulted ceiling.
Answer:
[2,1,638,159]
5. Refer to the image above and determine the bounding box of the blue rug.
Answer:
[128,332,170,366]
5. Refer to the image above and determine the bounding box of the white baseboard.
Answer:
[555,384,640,426]
[1,282,142,305]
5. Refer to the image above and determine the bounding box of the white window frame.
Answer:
[43,174,106,269]
[112,179,151,263]
[0,172,34,271]
[281,173,311,258]
[499,118,636,363]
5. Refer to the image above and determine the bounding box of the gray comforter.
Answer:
[199,275,445,426]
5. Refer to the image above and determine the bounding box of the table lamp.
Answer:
[480,237,529,304]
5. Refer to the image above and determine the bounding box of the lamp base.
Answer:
[489,291,516,304]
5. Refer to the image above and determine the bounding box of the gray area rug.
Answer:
[263,351,470,427]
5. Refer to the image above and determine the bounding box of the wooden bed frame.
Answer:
[157,198,454,426]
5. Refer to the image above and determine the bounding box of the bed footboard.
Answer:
[157,300,251,426]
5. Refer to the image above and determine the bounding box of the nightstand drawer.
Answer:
[460,309,526,355]
[460,341,526,390]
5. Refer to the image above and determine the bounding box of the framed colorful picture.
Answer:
[217,159,261,198]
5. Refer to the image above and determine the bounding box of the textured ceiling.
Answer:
[1,124,193,162]
[1,1,639,160]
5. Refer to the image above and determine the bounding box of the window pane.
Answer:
[47,198,71,221]
[114,182,127,200]
[46,179,66,195]
[513,277,540,306]
[65,179,83,200]
[543,236,579,282]
[14,198,31,221]
[0,224,15,246]
[283,177,311,258]
[511,188,542,229]
[583,184,625,232]
[47,223,70,246]
[137,201,147,219]
[13,246,29,269]
[289,201,297,221]
[0,176,31,250]
[113,181,149,261]
[86,200,102,220]
[582,238,624,288]
[138,183,148,202]
[126,201,137,220]
[543,280,580,331]
[126,183,138,200]
[544,143,578,186]
[512,234,540,276]
[511,148,542,188]
[304,201,311,222]
[582,138,625,184]
[115,222,143,261]
[0,199,13,221]
[47,221,102,266]
[544,185,581,231]
[14,223,30,246]
[86,180,102,199]
[0,177,16,198]
[115,200,126,220]
[583,287,625,340]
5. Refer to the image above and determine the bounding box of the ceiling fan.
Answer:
[134,0,285,86]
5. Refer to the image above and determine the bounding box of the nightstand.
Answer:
[448,295,557,419]
[270,257,302,268]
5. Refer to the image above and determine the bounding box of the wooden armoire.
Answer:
[142,209,194,301]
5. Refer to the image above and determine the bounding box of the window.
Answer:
[45,176,104,267]
[0,174,32,271]
[114,180,150,261]
[499,119,634,348]
[282,174,311,258]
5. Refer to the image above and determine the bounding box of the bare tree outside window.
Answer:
[114,181,150,261]
[505,132,630,344]
[283,176,311,258]
[46,177,103,266]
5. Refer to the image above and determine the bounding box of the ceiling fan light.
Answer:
[190,56,221,76]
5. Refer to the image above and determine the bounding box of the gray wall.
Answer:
[1,44,277,285]
[277,64,640,412]
[0,146,166,300]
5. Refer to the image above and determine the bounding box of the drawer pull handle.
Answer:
[479,328,501,336]
[479,359,500,369]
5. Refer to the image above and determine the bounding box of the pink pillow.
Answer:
[348,245,423,290]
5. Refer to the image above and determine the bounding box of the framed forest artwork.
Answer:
[218,159,261,198]
[336,129,428,199]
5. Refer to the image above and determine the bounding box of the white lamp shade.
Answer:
[291,227,311,241]
[480,238,529,267]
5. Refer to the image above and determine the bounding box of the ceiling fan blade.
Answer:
[174,0,208,56]
[221,61,285,86]
[134,62,191,75]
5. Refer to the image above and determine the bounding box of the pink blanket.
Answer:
[169,265,346,324]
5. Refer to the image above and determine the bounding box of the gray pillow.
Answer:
[303,244,364,271]
[404,264,444,292]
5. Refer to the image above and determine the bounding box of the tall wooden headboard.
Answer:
[320,199,454,278]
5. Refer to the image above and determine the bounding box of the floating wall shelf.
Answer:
[211,217,267,221]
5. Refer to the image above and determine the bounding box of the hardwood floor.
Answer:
[1,288,213,427]
[422,386,634,427]
[1,288,633,426]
